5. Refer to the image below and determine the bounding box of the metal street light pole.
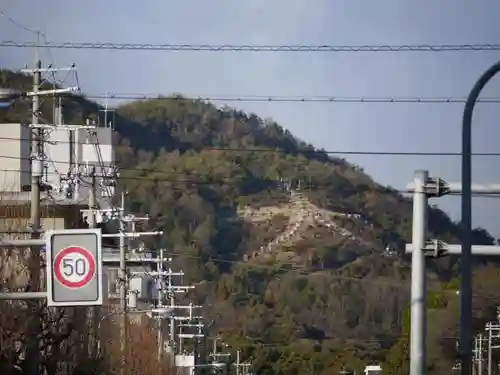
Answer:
[461,60,500,375]
[410,170,429,375]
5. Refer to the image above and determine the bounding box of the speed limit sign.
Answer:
[45,228,103,307]
[53,247,96,288]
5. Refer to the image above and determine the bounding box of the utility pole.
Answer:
[115,196,162,372]
[157,247,164,362]
[119,192,127,375]
[88,167,97,228]
[488,326,492,375]
[233,350,252,375]
[236,350,240,375]
[484,314,500,375]
[479,334,483,375]
[88,167,99,361]
[0,56,80,374]
[169,266,176,343]
[27,55,42,375]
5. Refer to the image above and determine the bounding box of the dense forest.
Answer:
[2,69,500,375]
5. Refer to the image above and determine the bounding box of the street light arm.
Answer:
[460,60,500,375]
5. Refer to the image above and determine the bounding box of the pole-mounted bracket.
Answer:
[404,239,447,258]
[422,239,447,257]
[407,178,500,196]
[422,177,450,198]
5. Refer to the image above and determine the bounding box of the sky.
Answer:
[2,0,500,237]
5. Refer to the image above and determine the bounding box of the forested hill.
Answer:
[1,68,498,374]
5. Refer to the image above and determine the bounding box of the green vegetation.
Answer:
[2,69,500,374]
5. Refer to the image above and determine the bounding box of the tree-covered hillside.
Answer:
[1,68,499,374]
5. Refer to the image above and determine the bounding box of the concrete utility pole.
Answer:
[119,192,127,375]
[236,350,240,375]
[88,167,99,360]
[488,326,492,375]
[233,349,252,375]
[473,311,500,375]
[27,56,42,375]
[169,266,176,343]
[88,167,97,228]
[479,334,483,375]
[157,247,164,362]
[112,194,164,373]
[0,58,80,375]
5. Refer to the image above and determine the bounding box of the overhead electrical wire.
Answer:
[85,93,500,104]
[0,136,498,157]
[0,166,498,198]
[101,245,500,301]
[2,41,500,52]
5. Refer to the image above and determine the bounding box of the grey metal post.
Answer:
[410,170,428,375]
[119,192,127,375]
[461,60,500,375]
[27,57,42,375]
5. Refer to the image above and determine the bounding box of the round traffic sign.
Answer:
[53,246,96,288]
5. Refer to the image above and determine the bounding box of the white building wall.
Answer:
[76,127,115,202]
[41,125,115,203]
[0,123,30,192]
[0,122,115,200]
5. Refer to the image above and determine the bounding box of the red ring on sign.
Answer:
[53,246,96,288]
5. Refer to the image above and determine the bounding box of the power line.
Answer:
[0,11,57,68]
[0,166,498,198]
[144,250,500,300]
[3,41,500,52]
[0,136,498,157]
[0,12,39,34]
[86,93,500,104]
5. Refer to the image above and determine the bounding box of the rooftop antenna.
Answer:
[100,92,115,129]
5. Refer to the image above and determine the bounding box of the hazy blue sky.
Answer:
[2,0,500,237]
